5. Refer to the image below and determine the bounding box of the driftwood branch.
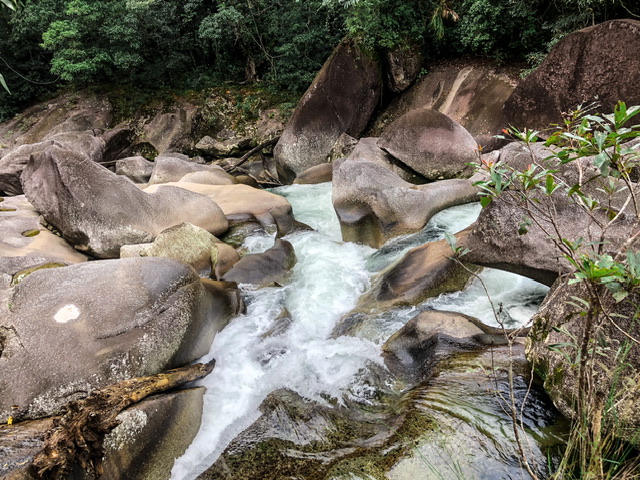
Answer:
[225,136,280,172]
[31,360,215,480]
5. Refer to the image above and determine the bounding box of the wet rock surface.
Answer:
[199,340,562,480]
[221,238,297,287]
[332,157,479,247]
[359,229,477,310]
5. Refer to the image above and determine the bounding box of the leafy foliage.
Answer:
[0,0,637,120]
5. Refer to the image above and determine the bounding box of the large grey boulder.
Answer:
[332,157,479,248]
[347,137,426,184]
[148,155,236,186]
[0,131,105,196]
[100,387,205,480]
[505,19,640,130]
[21,144,228,258]
[273,41,382,183]
[144,182,296,232]
[136,103,198,156]
[0,92,113,157]
[461,141,638,286]
[0,257,242,422]
[377,108,478,180]
[221,239,296,286]
[116,156,155,183]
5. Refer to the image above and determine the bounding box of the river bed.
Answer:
[171,182,560,479]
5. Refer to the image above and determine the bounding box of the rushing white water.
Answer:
[171,182,549,479]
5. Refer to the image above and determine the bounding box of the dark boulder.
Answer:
[273,41,382,182]
[504,19,640,130]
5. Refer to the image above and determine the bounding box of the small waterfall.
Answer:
[171,182,552,479]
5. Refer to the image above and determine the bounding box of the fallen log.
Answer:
[225,136,280,172]
[30,359,215,479]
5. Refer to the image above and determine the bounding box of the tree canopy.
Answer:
[0,0,636,121]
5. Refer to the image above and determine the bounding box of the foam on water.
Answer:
[171,184,548,479]
[425,268,549,328]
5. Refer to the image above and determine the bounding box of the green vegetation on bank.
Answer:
[0,0,637,121]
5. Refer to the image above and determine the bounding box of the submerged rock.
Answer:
[200,341,559,480]
[382,310,507,382]
[0,257,241,422]
[21,144,228,258]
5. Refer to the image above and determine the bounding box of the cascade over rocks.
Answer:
[221,238,297,287]
[0,257,242,422]
[377,107,478,180]
[359,228,477,310]
[21,144,228,258]
[273,41,382,183]
[332,157,479,248]
[504,19,640,130]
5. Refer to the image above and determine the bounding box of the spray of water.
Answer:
[171,183,547,479]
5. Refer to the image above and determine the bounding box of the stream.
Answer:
[171,182,561,480]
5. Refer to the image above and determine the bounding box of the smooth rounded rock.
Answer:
[377,108,478,180]
[21,144,228,258]
[0,257,241,422]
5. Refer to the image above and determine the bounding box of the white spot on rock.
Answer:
[54,304,80,323]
